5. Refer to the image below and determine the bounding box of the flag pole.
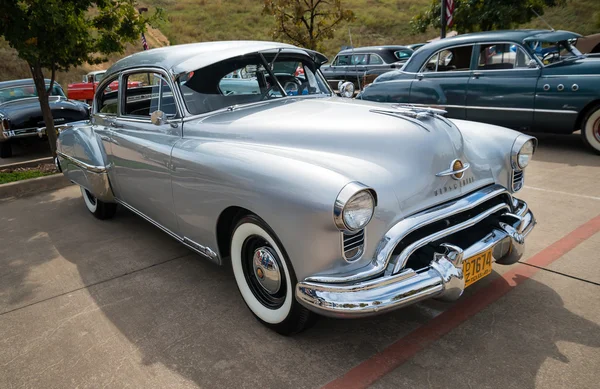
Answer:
[441,0,446,39]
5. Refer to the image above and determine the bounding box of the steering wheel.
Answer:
[542,51,559,64]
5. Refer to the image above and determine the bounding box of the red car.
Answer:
[68,71,142,103]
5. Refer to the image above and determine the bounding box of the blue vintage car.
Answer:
[356,30,600,154]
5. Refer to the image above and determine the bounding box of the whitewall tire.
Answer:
[80,186,117,220]
[230,215,315,335]
[582,105,600,155]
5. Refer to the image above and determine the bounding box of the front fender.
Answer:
[56,121,115,202]
[451,119,532,191]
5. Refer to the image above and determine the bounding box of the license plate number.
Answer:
[463,248,493,288]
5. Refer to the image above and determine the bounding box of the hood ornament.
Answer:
[436,159,470,180]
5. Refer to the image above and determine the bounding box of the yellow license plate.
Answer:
[463,248,493,288]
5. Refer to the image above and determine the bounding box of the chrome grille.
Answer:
[342,229,365,261]
[512,169,524,192]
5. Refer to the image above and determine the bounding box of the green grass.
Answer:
[0,0,598,83]
[0,170,55,185]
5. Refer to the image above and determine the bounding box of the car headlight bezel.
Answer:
[334,182,377,232]
[511,135,537,170]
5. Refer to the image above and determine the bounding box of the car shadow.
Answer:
[526,131,600,167]
[16,197,596,388]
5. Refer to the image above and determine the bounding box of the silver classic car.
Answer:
[56,41,536,335]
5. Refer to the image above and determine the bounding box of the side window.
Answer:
[352,54,368,65]
[422,46,473,73]
[369,54,384,65]
[96,78,118,115]
[218,65,260,95]
[336,55,352,66]
[123,72,177,118]
[478,44,532,70]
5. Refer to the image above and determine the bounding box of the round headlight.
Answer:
[517,140,535,169]
[342,190,375,231]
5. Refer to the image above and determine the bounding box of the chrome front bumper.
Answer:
[296,195,535,318]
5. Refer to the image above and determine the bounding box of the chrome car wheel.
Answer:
[582,105,600,155]
[230,215,315,335]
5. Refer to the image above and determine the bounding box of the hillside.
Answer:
[0,0,598,85]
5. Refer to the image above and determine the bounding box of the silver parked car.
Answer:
[56,41,536,335]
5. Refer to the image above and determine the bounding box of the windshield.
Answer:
[0,84,65,104]
[178,54,331,115]
[528,40,583,65]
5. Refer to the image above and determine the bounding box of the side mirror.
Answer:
[338,81,355,98]
[151,110,165,126]
[527,59,539,69]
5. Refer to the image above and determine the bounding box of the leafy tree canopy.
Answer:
[411,0,566,34]
[0,0,161,156]
[263,0,354,51]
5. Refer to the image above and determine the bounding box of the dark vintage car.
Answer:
[0,79,90,158]
[357,30,600,154]
[321,45,413,90]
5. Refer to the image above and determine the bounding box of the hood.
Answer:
[543,56,600,74]
[0,96,89,129]
[188,97,495,216]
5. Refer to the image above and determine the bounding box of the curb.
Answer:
[0,157,54,170]
[0,174,73,202]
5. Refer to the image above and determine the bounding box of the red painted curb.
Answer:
[322,214,600,389]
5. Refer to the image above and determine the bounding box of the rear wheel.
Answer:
[80,186,117,219]
[0,142,12,158]
[230,215,315,335]
[581,105,600,155]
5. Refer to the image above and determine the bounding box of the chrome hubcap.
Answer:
[593,117,600,143]
[252,247,281,294]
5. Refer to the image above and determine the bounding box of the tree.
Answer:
[411,0,565,35]
[0,0,160,157]
[263,0,354,51]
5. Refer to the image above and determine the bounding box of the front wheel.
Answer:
[581,105,600,155]
[80,186,117,219]
[230,215,315,335]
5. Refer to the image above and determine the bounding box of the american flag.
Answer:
[141,33,149,50]
[446,0,455,27]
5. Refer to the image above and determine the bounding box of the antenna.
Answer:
[349,28,361,92]
[532,8,554,32]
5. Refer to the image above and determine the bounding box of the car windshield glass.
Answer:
[178,54,331,115]
[0,84,65,104]
[394,50,413,60]
[94,73,104,82]
[528,40,583,65]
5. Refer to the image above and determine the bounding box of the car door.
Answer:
[108,69,182,234]
[408,45,474,119]
[466,43,540,130]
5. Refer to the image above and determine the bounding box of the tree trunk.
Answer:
[29,64,57,158]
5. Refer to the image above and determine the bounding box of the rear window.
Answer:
[394,50,413,60]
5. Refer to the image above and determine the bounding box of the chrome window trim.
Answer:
[118,68,183,121]
[419,43,475,74]
[368,53,386,65]
[475,41,539,71]
[93,74,121,116]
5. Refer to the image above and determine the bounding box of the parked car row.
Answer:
[347,30,600,154]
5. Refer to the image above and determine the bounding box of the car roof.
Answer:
[337,45,411,55]
[0,79,60,89]
[104,40,319,78]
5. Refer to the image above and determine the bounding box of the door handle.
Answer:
[107,119,122,128]
[472,72,482,79]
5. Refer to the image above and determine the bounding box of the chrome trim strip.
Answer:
[390,202,511,274]
[56,151,107,174]
[306,184,510,283]
[435,162,471,177]
[116,199,221,264]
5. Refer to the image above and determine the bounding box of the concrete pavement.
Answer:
[0,132,599,388]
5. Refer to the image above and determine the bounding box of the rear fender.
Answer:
[56,121,115,202]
